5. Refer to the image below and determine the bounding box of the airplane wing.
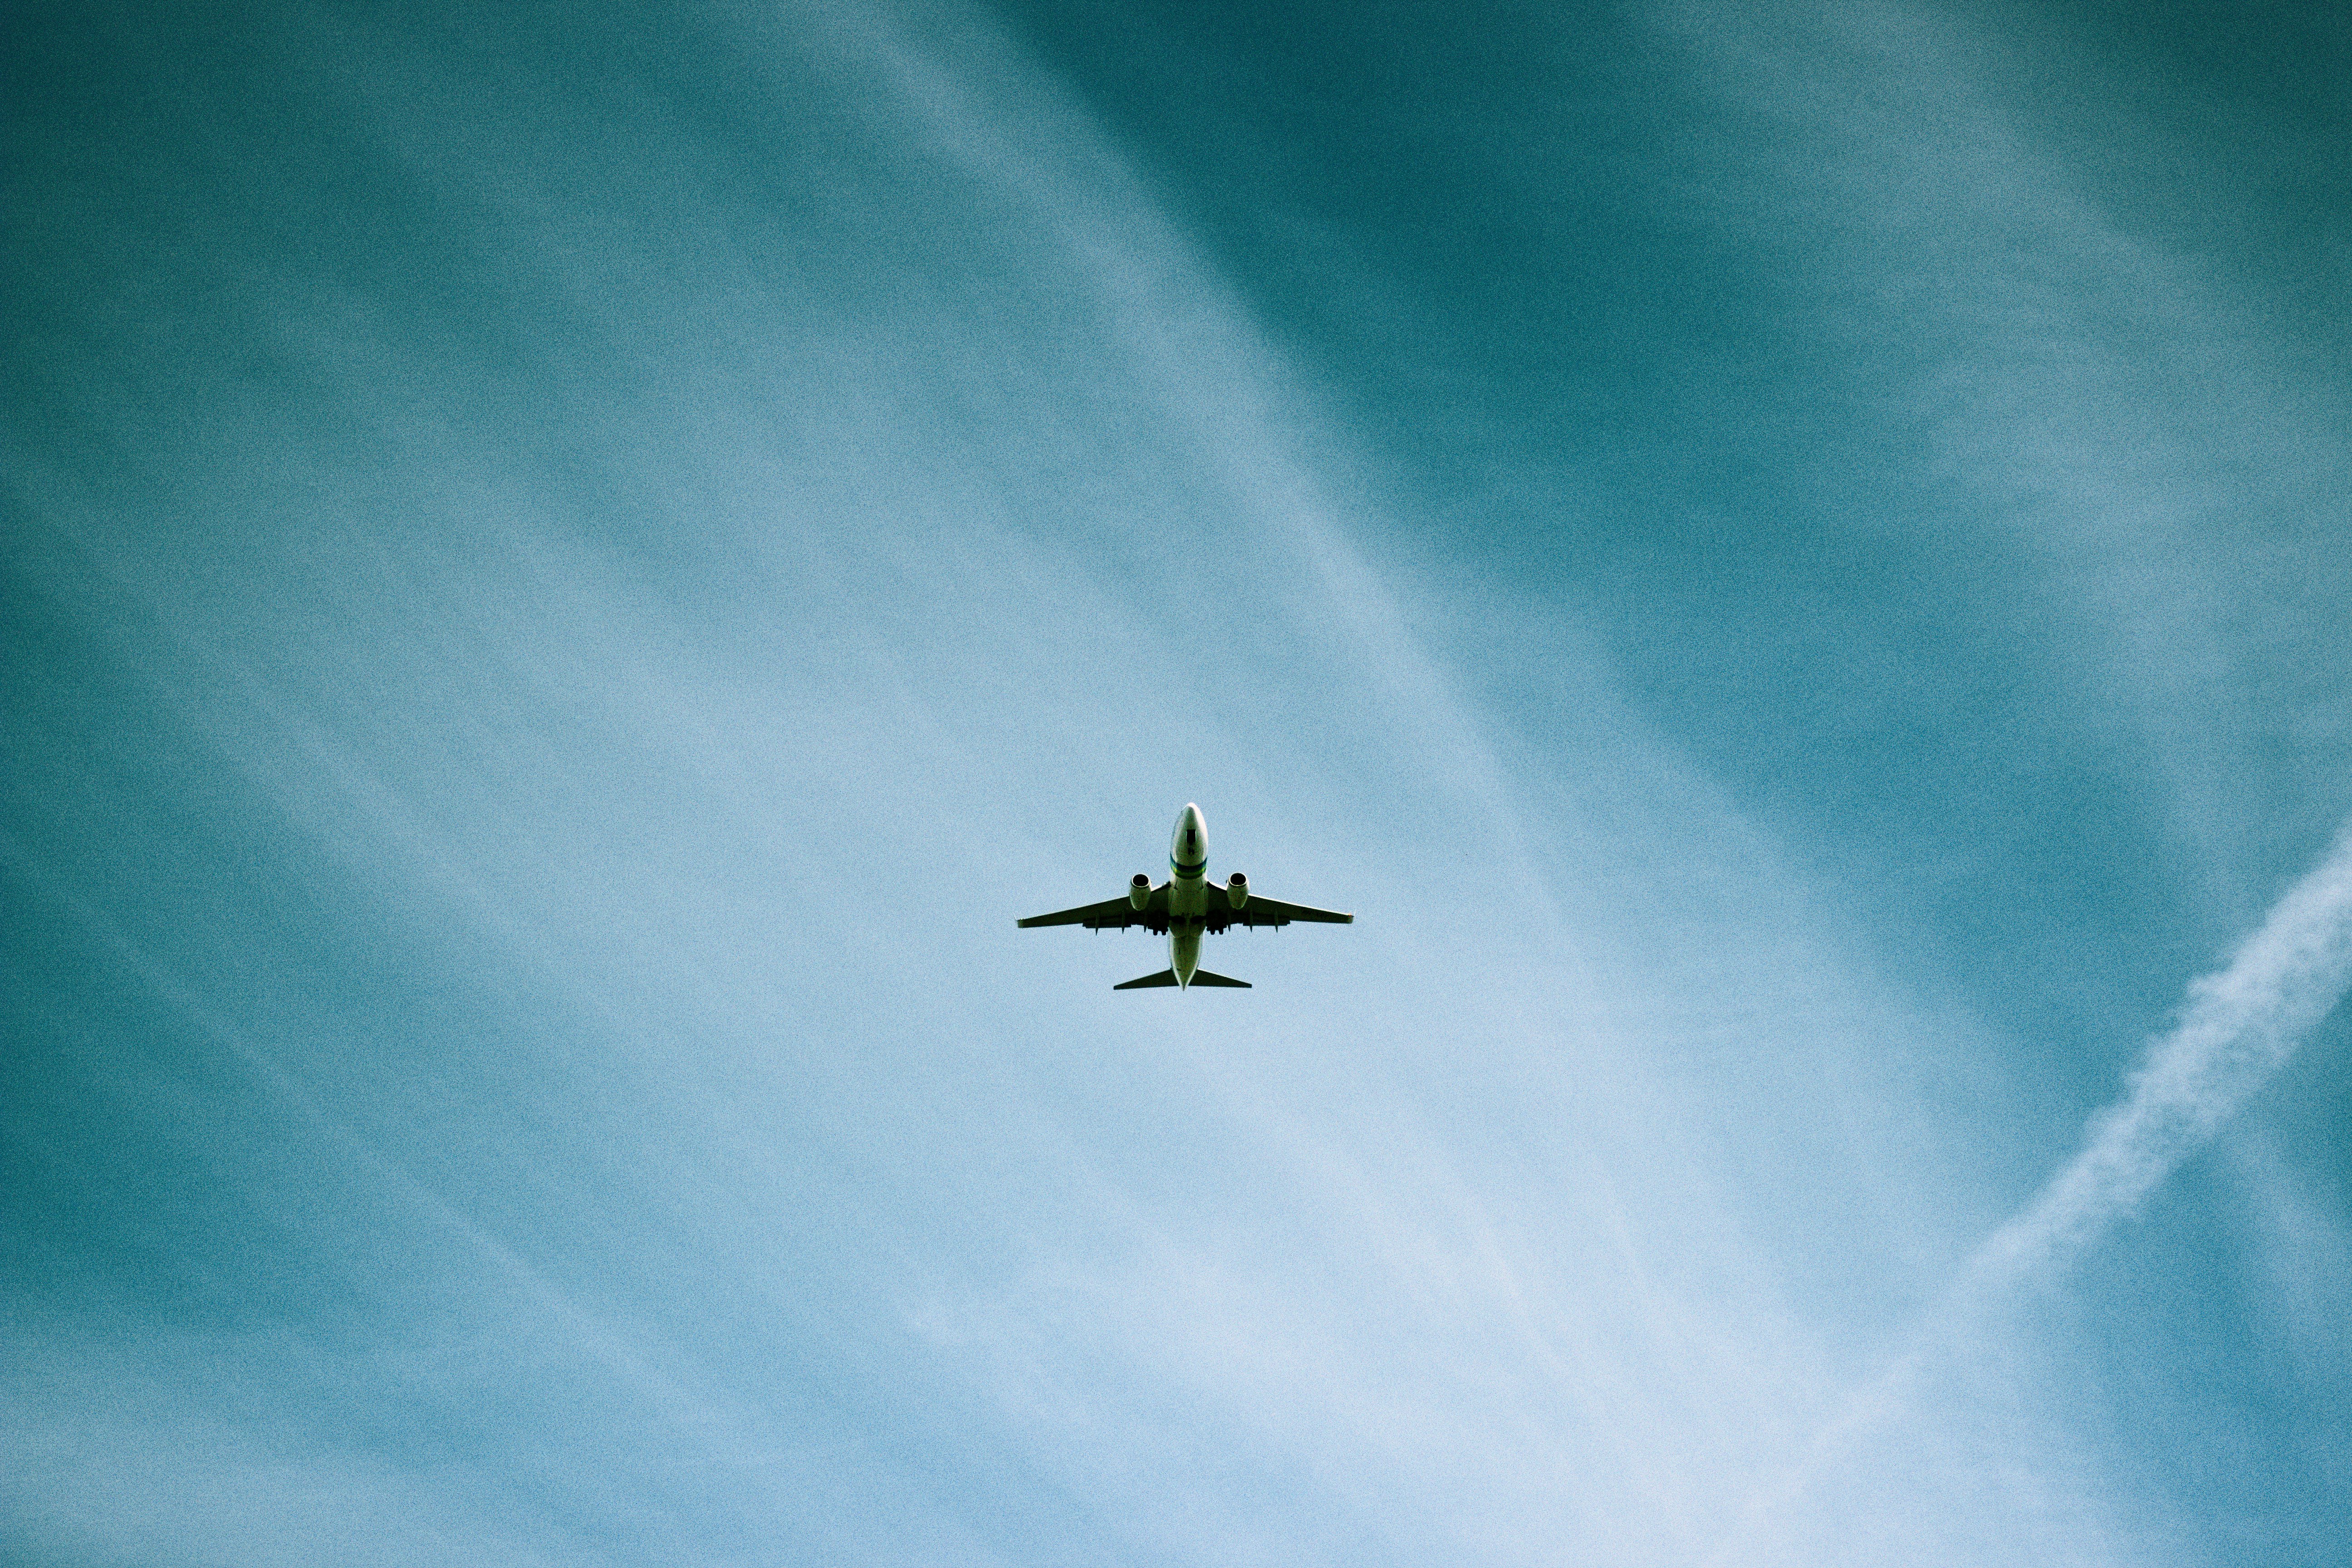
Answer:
[1018,887,1167,931]
[1019,884,1347,933]
[1205,891,1353,932]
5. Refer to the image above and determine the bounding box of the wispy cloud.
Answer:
[1643,0,2352,927]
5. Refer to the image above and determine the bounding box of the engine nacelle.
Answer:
[1225,870,1249,909]
[1129,872,1153,910]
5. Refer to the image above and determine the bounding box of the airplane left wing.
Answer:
[1205,891,1353,931]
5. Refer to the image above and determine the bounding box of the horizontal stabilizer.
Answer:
[1111,969,1253,990]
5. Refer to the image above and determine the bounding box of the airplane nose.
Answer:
[1173,803,1205,865]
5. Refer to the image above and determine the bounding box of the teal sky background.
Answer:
[6,1,2349,1563]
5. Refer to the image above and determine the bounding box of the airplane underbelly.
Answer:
[1167,875,1207,918]
[1171,925,1201,984]
[1167,872,1208,985]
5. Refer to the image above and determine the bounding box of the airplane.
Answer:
[1018,803,1352,989]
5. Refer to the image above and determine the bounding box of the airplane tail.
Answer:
[1112,968,1251,990]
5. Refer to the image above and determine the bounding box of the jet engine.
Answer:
[1225,871,1249,909]
[1129,872,1153,910]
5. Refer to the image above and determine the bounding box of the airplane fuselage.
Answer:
[1166,802,1210,985]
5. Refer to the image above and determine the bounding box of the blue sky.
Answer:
[5,1,2349,1563]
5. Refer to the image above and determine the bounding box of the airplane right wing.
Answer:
[1018,886,1167,931]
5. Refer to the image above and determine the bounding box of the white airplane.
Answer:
[1018,803,1352,989]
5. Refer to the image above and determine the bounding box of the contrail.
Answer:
[1705,815,2352,1565]
[1957,817,2352,1298]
